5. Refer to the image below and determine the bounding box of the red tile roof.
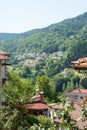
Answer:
[0,55,10,60]
[0,50,10,60]
[70,110,81,121]
[77,120,87,129]
[76,102,84,107]
[72,63,87,70]
[71,57,87,64]
[79,57,87,63]
[54,118,62,124]
[70,109,87,129]
[67,89,87,94]
[71,57,87,70]
[54,101,87,129]
[0,50,10,55]
[24,103,50,110]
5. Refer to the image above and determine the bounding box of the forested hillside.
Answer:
[1,13,87,128]
[0,11,87,59]
[0,12,87,94]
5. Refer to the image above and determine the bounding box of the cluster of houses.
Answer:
[0,50,87,129]
[24,89,87,130]
[14,51,64,67]
[14,52,46,67]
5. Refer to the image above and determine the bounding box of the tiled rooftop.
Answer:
[24,103,50,110]
[0,55,10,60]
[0,50,10,60]
[67,89,87,94]
[0,50,10,55]
[71,57,87,69]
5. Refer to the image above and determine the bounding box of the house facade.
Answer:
[66,89,87,102]
[0,50,10,86]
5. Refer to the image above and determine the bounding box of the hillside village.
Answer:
[1,12,87,130]
[0,50,87,130]
[0,1,87,129]
[14,51,64,67]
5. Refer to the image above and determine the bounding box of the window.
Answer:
[74,95,78,100]
[80,96,83,99]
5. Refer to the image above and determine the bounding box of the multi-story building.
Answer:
[0,50,10,86]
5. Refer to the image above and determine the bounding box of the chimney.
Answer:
[40,92,44,103]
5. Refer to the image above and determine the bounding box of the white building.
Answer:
[66,89,87,102]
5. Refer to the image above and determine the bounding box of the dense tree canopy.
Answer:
[0,73,35,129]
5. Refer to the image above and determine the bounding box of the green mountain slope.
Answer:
[1,12,87,92]
[0,12,87,58]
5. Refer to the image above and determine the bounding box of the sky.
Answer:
[0,0,87,33]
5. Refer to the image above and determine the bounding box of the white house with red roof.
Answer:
[66,89,87,102]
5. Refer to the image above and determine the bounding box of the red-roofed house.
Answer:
[25,103,50,110]
[24,92,51,118]
[66,89,87,102]
[71,57,87,70]
[53,101,87,130]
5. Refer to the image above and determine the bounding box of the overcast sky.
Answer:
[0,0,87,33]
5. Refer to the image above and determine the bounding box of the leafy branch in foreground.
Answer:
[56,107,78,130]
